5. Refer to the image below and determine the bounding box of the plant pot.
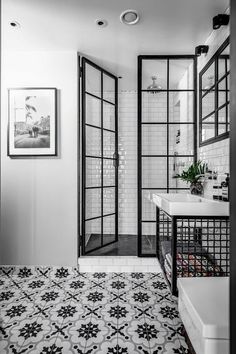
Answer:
[190,182,203,195]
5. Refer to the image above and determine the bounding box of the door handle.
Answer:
[113,153,119,168]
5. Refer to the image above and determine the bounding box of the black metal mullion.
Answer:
[215,58,219,137]
[85,185,116,190]
[193,55,197,162]
[141,89,194,93]
[81,58,86,255]
[101,71,104,248]
[142,154,195,157]
[141,187,190,190]
[85,123,115,134]
[225,58,229,132]
[85,90,117,107]
[78,55,81,258]
[86,155,116,160]
[199,68,203,145]
[167,59,170,193]
[138,56,142,257]
[85,212,115,222]
[201,84,216,99]
[115,76,119,242]
[103,97,116,106]
[141,122,195,125]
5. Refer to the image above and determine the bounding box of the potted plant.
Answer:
[175,160,207,195]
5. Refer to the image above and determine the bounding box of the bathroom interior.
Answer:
[0,0,235,353]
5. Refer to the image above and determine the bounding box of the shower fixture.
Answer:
[204,75,214,90]
[147,76,162,92]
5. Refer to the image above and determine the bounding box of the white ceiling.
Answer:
[2,0,229,90]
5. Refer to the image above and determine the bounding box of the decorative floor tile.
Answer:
[26,337,59,354]
[149,338,190,354]
[0,266,16,278]
[0,269,190,354]
[145,278,170,294]
[152,302,182,327]
[0,277,15,290]
[0,288,23,307]
[1,301,37,327]
[0,337,28,354]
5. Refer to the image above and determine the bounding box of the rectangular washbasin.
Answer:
[152,193,229,216]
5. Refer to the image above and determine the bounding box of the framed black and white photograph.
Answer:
[8,87,57,157]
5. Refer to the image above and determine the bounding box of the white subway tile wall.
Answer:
[118,91,137,235]
[118,86,194,235]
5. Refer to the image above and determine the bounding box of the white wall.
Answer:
[1,51,78,266]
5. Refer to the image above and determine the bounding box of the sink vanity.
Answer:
[153,193,229,217]
[152,193,230,295]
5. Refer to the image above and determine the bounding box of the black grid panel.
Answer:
[158,209,230,295]
[81,57,119,255]
[138,55,197,257]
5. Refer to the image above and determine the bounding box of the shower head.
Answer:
[204,75,214,90]
[147,76,162,92]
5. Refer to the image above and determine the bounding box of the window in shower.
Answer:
[138,56,197,256]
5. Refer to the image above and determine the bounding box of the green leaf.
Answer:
[174,160,207,184]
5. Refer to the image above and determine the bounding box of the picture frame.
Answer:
[8,87,57,157]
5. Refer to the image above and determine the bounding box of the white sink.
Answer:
[152,193,229,216]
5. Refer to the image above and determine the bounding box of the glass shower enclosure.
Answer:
[80,57,119,255]
[137,55,197,256]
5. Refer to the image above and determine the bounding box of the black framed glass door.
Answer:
[137,55,197,257]
[81,57,118,255]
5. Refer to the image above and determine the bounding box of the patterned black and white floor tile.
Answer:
[0,266,190,353]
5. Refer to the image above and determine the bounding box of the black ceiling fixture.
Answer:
[195,45,209,56]
[213,14,230,30]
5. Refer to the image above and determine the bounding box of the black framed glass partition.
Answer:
[138,55,197,257]
[81,57,119,255]
[199,36,230,146]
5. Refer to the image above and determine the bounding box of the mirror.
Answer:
[199,37,230,146]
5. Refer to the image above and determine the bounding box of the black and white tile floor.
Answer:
[0,267,190,354]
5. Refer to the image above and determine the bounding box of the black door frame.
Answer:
[137,55,197,257]
[80,57,119,255]
[230,0,236,352]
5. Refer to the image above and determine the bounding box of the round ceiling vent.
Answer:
[95,19,108,28]
[120,9,140,25]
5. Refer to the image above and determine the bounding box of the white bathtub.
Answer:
[177,277,229,354]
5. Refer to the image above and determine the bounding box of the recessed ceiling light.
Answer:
[120,10,140,25]
[95,19,108,28]
[10,21,21,28]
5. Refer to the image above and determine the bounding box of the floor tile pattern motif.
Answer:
[0,267,190,353]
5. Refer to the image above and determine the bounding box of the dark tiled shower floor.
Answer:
[86,235,156,256]
[0,266,190,353]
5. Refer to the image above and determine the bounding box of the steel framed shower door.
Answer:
[80,57,119,255]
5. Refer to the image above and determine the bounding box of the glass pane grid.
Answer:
[199,37,229,145]
[82,58,118,254]
[139,56,196,256]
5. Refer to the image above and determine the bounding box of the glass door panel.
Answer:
[81,57,118,254]
[103,102,115,131]
[138,56,196,256]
